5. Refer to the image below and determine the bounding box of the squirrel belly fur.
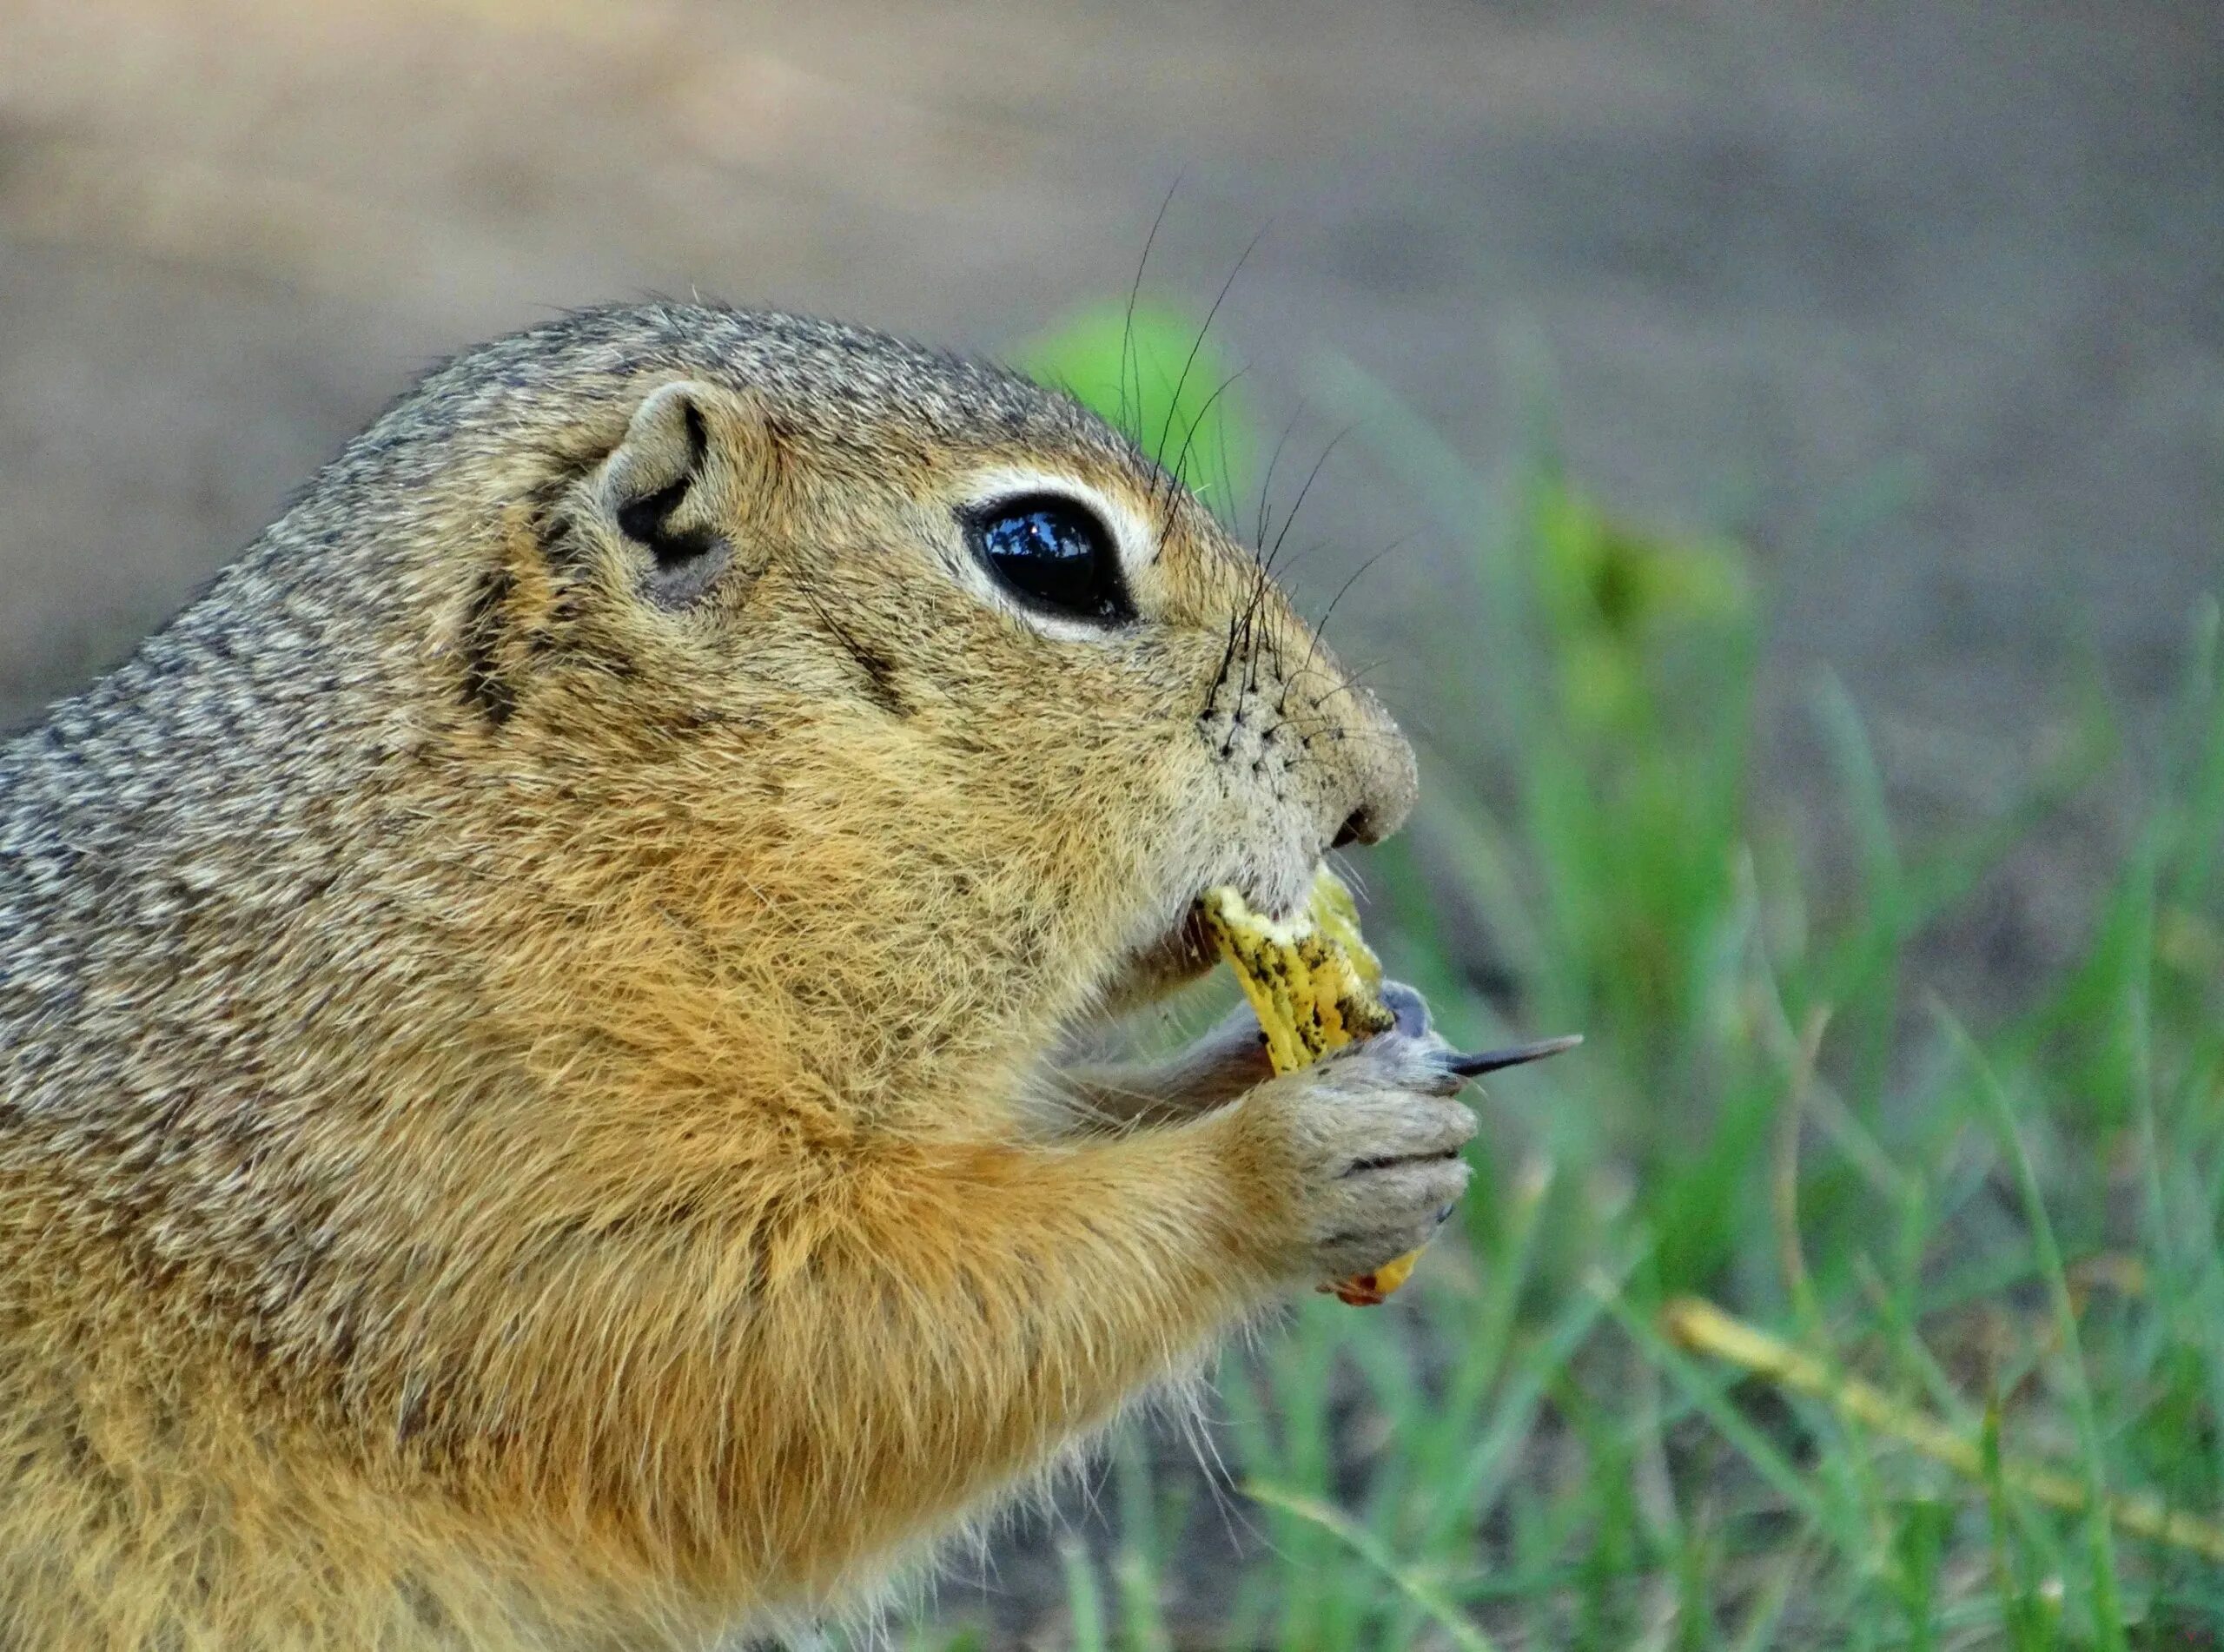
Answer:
[0,303,1473,1649]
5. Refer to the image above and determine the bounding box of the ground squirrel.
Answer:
[0,302,1479,1649]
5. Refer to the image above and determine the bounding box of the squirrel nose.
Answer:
[1320,692,1418,854]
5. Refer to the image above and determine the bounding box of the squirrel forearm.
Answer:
[1053,1008,1274,1131]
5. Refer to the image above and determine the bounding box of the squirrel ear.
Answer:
[593,380,735,610]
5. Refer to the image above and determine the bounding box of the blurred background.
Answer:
[4,3,2222,1646]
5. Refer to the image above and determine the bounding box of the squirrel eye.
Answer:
[963,494,1134,624]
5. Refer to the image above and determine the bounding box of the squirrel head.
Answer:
[381,305,1416,1125]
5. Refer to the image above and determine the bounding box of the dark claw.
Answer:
[1443,1034,1584,1077]
[1435,1202,1458,1225]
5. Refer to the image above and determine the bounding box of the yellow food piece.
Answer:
[1199,869,1431,1307]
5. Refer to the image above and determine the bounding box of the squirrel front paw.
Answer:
[1226,1023,1477,1285]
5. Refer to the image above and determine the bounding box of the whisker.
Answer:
[1158,366,1251,544]
[1309,656,1400,715]
[1211,393,1240,538]
[1240,559,1276,700]
[1152,221,1269,500]
[1121,175,1181,447]
[1283,535,1413,716]
[1253,408,1304,553]
[1263,424,1354,578]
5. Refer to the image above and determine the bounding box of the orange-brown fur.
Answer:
[0,304,1454,1647]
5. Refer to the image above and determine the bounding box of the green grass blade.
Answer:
[1942,1014,2127,1651]
[1243,1482,1504,1652]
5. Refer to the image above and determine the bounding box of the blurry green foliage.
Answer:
[1529,480,1751,739]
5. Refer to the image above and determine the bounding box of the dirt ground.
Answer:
[2,0,2219,1637]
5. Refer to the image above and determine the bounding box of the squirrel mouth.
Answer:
[1100,900,1221,1013]
[1143,902,1221,981]
[1102,856,1316,1014]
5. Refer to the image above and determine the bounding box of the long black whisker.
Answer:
[1205,609,1241,720]
[1254,409,1303,554]
[1153,221,1268,500]
[1122,175,1181,447]
[1159,367,1250,540]
[1241,558,1277,701]
[1212,393,1240,537]
[1283,534,1414,715]
[1309,655,1399,716]
[1314,535,1413,641]
[1264,424,1354,578]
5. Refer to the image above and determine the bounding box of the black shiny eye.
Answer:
[963,494,1134,624]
